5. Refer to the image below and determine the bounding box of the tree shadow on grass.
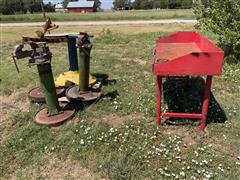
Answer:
[162,76,227,126]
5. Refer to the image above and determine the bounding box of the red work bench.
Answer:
[152,32,224,130]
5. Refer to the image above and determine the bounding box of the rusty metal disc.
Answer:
[66,86,101,103]
[35,103,75,125]
[28,87,65,103]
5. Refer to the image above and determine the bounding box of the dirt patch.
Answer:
[9,156,107,180]
[162,126,197,146]
[92,113,143,128]
[92,114,125,128]
[133,58,147,65]
[0,91,29,123]
[0,91,29,140]
[114,64,122,68]
[143,71,151,77]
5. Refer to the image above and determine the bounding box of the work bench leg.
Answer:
[200,76,213,130]
[184,76,190,91]
[156,76,162,126]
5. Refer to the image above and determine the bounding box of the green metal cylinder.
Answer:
[79,47,91,92]
[37,63,60,115]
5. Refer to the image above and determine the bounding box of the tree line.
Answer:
[113,0,193,10]
[0,0,55,15]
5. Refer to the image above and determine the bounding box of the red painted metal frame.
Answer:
[155,75,213,130]
[153,32,224,131]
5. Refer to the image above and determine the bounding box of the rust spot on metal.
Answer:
[28,87,65,103]
[35,103,75,126]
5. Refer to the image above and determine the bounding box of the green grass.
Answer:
[0,9,195,23]
[0,24,240,179]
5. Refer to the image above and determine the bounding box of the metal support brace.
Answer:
[155,75,213,131]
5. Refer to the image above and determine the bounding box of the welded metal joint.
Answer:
[76,32,93,50]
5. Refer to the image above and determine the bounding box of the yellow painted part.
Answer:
[55,71,96,87]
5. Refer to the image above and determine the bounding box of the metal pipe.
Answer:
[67,35,78,71]
[156,76,162,126]
[37,63,60,115]
[200,75,213,130]
[78,43,92,92]
[162,112,202,119]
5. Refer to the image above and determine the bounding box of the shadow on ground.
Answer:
[162,76,227,126]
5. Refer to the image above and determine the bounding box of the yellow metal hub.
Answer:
[55,71,96,87]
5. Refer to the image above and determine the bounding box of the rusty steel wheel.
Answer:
[66,85,101,103]
[35,103,75,125]
[28,87,65,103]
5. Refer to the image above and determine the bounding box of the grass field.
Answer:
[0,24,240,179]
[0,9,195,23]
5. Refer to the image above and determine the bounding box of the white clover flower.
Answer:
[203,160,208,164]
[205,174,211,179]
[19,138,23,142]
[80,139,84,145]
[190,176,196,180]
[180,171,185,176]
[44,146,48,150]
[223,135,227,140]
[51,147,55,151]
[164,173,170,177]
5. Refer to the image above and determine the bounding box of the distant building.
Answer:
[55,3,66,12]
[67,0,96,13]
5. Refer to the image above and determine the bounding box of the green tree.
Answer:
[194,0,240,63]
[113,0,131,9]
[132,0,153,9]
[88,0,101,10]
[28,0,42,13]
[44,2,55,12]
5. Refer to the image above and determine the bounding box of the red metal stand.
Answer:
[155,75,213,130]
[156,76,162,126]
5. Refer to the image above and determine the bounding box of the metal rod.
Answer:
[156,76,162,126]
[12,56,20,73]
[78,45,91,92]
[37,63,60,116]
[67,35,78,71]
[162,112,202,119]
[200,75,213,130]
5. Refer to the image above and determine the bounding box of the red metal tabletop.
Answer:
[153,32,224,76]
